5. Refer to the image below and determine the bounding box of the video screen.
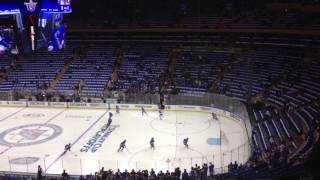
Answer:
[58,0,71,5]
[0,27,18,55]
[0,0,72,14]
[41,0,72,13]
[37,13,65,51]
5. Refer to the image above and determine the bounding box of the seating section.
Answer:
[54,45,116,96]
[70,12,320,30]
[171,47,231,96]
[179,13,320,30]
[0,54,15,77]
[116,44,171,94]
[0,50,72,91]
[0,54,15,69]
[219,48,301,101]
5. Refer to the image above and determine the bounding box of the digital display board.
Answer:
[0,0,71,54]
[37,13,65,51]
[0,0,20,15]
[0,0,72,15]
[41,0,72,13]
[0,27,18,55]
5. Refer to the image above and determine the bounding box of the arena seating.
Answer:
[69,12,320,30]
[0,50,72,91]
[116,44,171,94]
[0,38,319,179]
[171,47,231,96]
[0,54,15,80]
[54,45,116,97]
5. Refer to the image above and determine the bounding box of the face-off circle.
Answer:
[0,124,62,147]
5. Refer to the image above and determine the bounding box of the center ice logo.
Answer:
[0,124,62,147]
[19,129,47,140]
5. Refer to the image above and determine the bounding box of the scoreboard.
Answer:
[41,0,72,13]
[0,0,72,14]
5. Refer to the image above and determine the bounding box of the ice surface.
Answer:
[0,107,250,175]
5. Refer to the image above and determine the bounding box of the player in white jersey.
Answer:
[116,105,120,114]
[141,107,148,116]
[159,109,163,120]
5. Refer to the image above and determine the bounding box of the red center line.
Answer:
[0,108,67,155]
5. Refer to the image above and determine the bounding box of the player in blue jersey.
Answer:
[183,138,189,148]
[150,137,155,150]
[159,109,163,120]
[118,140,126,152]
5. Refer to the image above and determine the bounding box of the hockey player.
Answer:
[64,143,71,152]
[150,137,155,150]
[212,112,218,121]
[107,117,112,127]
[183,138,189,148]
[116,105,120,114]
[118,139,126,152]
[141,107,148,116]
[159,109,163,120]
[109,112,113,119]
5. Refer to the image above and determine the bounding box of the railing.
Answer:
[0,90,252,176]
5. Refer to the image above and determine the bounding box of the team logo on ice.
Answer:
[19,129,47,140]
[0,124,62,147]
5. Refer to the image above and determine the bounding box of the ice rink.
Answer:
[0,107,250,175]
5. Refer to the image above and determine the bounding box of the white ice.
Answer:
[0,107,250,175]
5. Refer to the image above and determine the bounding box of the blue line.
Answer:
[70,111,108,147]
[45,111,108,173]
[0,108,25,122]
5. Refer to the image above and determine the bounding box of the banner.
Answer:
[48,102,67,108]
[68,102,88,108]
[28,101,48,107]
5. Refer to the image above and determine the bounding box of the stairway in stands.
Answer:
[46,56,76,93]
[160,48,177,93]
[105,48,124,92]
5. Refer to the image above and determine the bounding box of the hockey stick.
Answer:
[125,146,131,153]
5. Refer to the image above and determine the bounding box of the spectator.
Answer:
[209,162,214,176]
[182,169,189,180]
[37,165,42,180]
[61,169,69,180]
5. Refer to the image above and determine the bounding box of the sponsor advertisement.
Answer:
[48,102,67,108]
[68,103,88,108]
[8,101,27,107]
[28,101,48,107]
[88,103,107,109]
